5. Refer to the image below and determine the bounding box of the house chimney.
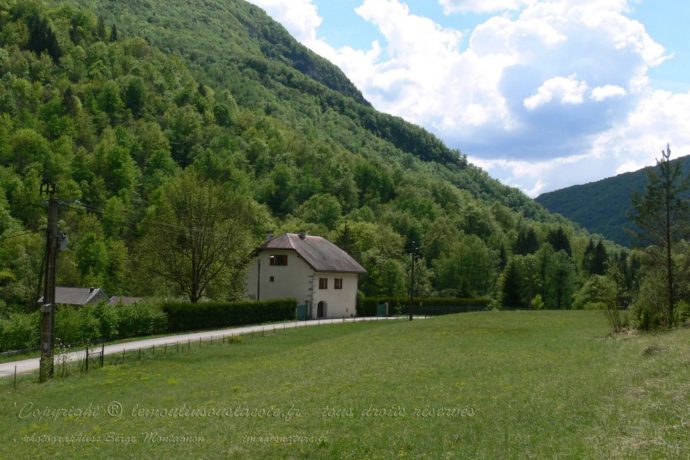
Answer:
[298,231,306,240]
[89,287,95,292]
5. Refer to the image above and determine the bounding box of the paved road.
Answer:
[0,317,412,377]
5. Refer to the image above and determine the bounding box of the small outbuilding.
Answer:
[39,287,109,307]
[245,233,366,319]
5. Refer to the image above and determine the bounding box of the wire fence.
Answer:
[5,316,412,390]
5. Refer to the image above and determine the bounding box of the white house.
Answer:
[245,233,366,319]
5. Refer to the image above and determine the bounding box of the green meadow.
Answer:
[1,311,688,459]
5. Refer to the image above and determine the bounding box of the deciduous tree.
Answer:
[137,170,261,302]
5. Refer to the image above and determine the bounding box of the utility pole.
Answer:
[39,181,58,382]
[409,246,416,322]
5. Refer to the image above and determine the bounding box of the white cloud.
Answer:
[479,88,690,195]
[523,75,588,110]
[471,152,596,197]
[245,0,690,196]
[315,0,670,162]
[591,85,627,101]
[247,0,322,43]
[439,0,531,14]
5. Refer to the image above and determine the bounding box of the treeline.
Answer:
[0,1,641,321]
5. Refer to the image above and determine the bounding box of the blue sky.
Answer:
[248,0,690,196]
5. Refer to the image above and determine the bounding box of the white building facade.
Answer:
[245,233,366,319]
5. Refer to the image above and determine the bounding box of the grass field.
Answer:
[1,311,688,459]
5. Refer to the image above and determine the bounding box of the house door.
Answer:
[317,301,326,319]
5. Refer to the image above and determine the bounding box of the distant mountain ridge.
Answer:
[536,155,690,246]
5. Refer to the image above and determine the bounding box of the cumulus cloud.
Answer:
[476,88,690,196]
[246,0,687,195]
[523,75,588,110]
[247,0,322,43]
[439,0,530,14]
[313,0,668,163]
[591,85,627,102]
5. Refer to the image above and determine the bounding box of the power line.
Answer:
[0,229,43,242]
[59,200,242,236]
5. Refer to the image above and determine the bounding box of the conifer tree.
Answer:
[27,13,62,62]
[514,226,539,255]
[630,145,690,326]
[547,227,572,256]
[97,16,107,40]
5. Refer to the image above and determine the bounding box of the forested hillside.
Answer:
[537,155,690,246]
[0,0,633,314]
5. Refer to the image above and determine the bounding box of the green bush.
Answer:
[93,303,119,339]
[631,274,669,330]
[573,275,617,310]
[672,300,689,326]
[2,302,169,351]
[55,306,101,346]
[530,295,544,310]
[0,312,40,351]
[115,303,167,338]
[162,299,296,332]
[357,297,490,317]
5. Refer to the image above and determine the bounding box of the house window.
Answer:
[334,278,343,289]
[269,254,288,266]
[270,276,275,282]
[319,278,328,289]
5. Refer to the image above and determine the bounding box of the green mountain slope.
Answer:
[0,0,613,312]
[61,0,547,210]
[536,155,690,246]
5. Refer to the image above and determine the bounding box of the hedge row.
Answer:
[0,303,167,353]
[0,298,298,353]
[163,298,297,332]
[55,303,167,346]
[357,297,491,317]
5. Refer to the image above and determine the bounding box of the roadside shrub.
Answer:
[93,303,119,339]
[0,312,40,351]
[115,303,167,338]
[51,302,169,346]
[163,298,296,332]
[55,306,101,345]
